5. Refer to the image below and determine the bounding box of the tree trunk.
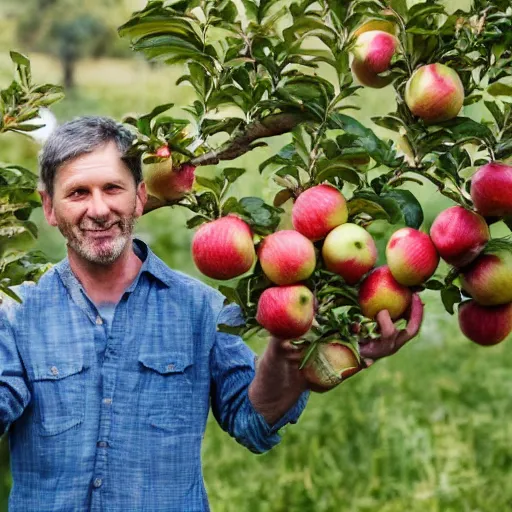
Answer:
[62,56,75,90]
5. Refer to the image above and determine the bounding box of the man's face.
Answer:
[41,142,147,265]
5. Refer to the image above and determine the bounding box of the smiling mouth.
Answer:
[84,223,119,235]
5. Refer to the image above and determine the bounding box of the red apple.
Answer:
[257,230,316,285]
[429,206,490,267]
[256,285,315,339]
[351,30,398,89]
[458,300,512,346]
[460,250,512,306]
[301,340,362,393]
[405,63,464,123]
[292,184,348,241]
[192,215,255,280]
[322,223,378,284]
[358,265,412,320]
[143,146,195,201]
[386,227,439,286]
[470,162,512,217]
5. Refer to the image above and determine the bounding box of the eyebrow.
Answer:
[64,179,126,191]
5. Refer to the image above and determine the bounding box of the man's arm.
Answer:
[0,309,31,436]
[248,294,424,426]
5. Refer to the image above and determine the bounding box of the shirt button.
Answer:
[167,363,175,371]
[97,441,108,448]
[50,366,59,376]
[96,316,103,325]
[103,398,112,405]
[93,478,102,488]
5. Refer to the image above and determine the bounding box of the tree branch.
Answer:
[142,112,309,215]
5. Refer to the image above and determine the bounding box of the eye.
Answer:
[70,189,87,197]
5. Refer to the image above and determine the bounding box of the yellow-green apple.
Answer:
[470,162,512,217]
[358,265,412,320]
[257,230,316,285]
[301,340,362,393]
[256,285,315,339]
[405,63,464,123]
[459,250,512,306]
[143,146,195,201]
[192,215,255,280]
[458,300,512,346]
[322,223,378,284]
[351,30,399,88]
[429,206,490,267]
[292,184,348,241]
[386,227,439,286]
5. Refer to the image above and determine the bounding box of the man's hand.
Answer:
[358,293,424,366]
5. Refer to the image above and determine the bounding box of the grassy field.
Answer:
[1,49,512,512]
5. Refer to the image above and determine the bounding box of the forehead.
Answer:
[55,142,132,190]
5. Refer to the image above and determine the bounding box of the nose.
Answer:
[87,190,111,220]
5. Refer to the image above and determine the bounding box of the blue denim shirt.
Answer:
[0,238,309,512]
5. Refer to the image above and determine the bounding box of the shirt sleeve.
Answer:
[209,300,309,454]
[0,308,31,436]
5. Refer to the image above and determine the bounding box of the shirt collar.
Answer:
[54,237,174,297]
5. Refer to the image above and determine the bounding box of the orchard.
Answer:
[2,0,512,398]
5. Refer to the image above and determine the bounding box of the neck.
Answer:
[67,238,143,304]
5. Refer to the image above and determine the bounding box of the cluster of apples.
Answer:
[351,21,464,123]
[437,162,512,346]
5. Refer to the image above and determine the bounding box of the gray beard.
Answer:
[58,211,137,266]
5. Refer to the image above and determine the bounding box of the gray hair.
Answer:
[38,116,142,199]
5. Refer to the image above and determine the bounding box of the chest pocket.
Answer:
[29,362,87,437]
[138,353,194,434]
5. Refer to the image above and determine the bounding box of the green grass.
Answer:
[1,50,512,512]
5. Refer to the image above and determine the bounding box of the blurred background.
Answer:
[1,0,512,511]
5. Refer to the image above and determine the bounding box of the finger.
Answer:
[397,294,424,345]
[277,340,307,362]
[375,309,397,339]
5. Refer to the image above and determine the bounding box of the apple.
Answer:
[256,285,315,339]
[322,223,378,285]
[470,162,512,217]
[458,300,512,346]
[460,250,512,306]
[351,30,398,89]
[301,340,362,393]
[292,184,348,241]
[358,265,412,320]
[257,230,316,285]
[386,227,439,286]
[353,19,396,37]
[405,63,464,123]
[143,146,195,201]
[192,215,255,280]
[429,206,490,267]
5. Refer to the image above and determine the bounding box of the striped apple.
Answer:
[358,266,412,320]
[405,63,464,123]
[292,184,348,241]
[460,250,512,306]
[322,223,378,284]
[470,162,512,217]
[430,206,490,268]
[256,285,315,339]
[351,30,398,89]
[386,227,439,286]
[192,215,255,280]
[458,300,512,346]
[258,230,316,285]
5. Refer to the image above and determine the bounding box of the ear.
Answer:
[39,190,58,227]
[135,181,147,218]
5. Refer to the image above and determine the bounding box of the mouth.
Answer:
[84,223,119,237]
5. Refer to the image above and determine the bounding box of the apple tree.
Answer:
[2,0,512,391]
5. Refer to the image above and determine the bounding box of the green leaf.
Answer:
[315,163,361,185]
[443,117,494,142]
[441,285,462,315]
[348,198,390,222]
[0,285,22,304]
[218,285,244,308]
[222,167,246,183]
[484,101,505,129]
[195,176,222,197]
[186,215,209,229]
[381,189,424,229]
[9,51,30,68]
[488,81,512,97]
[424,279,444,291]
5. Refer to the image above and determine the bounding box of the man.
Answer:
[0,116,423,511]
